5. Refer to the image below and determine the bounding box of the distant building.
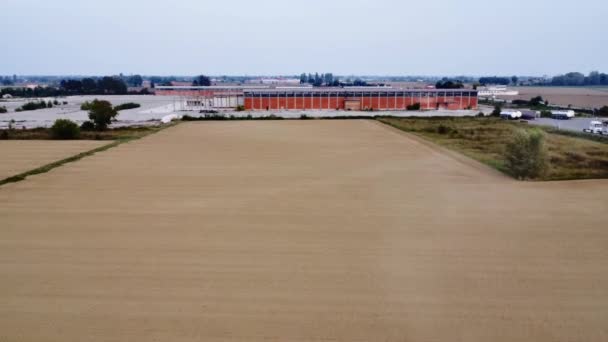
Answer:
[155,86,255,110]
[477,85,519,97]
[245,78,300,85]
[170,81,193,87]
[244,88,477,111]
[23,83,42,89]
[155,86,478,111]
[261,78,300,85]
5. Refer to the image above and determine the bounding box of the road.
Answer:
[529,117,608,136]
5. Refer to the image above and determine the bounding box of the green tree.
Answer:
[126,75,143,87]
[193,75,211,86]
[50,119,80,139]
[353,79,367,86]
[80,121,96,131]
[529,96,545,107]
[435,80,464,89]
[17,101,47,111]
[504,129,548,180]
[88,99,118,131]
[314,73,321,86]
[491,104,502,116]
[300,73,308,84]
[1,76,14,85]
[81,78,97,94]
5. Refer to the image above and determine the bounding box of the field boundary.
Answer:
[372,119,511,181]
[0,123,179,188]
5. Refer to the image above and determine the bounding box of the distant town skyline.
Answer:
[1,0,607,76]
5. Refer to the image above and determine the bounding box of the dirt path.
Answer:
[1,121,607,341]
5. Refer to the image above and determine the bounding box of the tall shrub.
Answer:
[88,99,118,130]
[504,129,548,179]
[50,119,80,139]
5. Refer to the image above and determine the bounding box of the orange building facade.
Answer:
[155,86,478,111]
[243,89,477,111]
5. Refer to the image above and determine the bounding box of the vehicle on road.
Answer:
[500,110,522,120]
[551,110,575,120]
[521,110,539,120]
[583,120,607,135]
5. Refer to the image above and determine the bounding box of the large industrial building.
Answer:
[155,86,478,111]
[155,86,248,110]
[243,88,477,111]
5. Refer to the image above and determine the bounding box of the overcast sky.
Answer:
[1,0,606,76]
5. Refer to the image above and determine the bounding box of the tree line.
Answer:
[478,76,519,85]
[1,86,65,98]
[478,72,608,86]
[192,75,211,86]
[435,79,464,89]
[549,72,608,86]
[300,73,339,87]
[1,75,17,86]
[298,73,380,87]
[0,76,150,98]
[60,77,128,95]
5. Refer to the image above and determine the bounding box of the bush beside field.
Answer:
[50,119,80,140]
[378,116,608,180]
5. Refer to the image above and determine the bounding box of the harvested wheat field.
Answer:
[1,120,608,342]
[0,140,108,180]
[501,86,608,109]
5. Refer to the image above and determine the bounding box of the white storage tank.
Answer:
[500,110,522,120]
[551,110,575,119]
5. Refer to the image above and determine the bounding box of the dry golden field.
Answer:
[0,140,107,180]
[1,121,607,341]
[501,86,608,109]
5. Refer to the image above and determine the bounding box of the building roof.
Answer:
[156,86,269,90]
[243,88,478,95]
